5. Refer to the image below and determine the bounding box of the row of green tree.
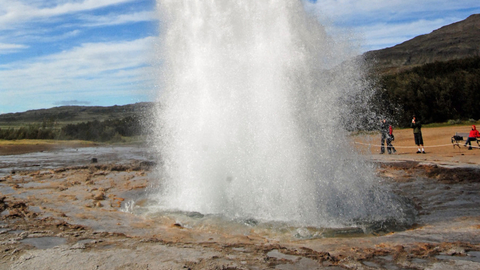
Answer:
[0,125,58,140]
[373,56,480,127]
[0,116,147,142]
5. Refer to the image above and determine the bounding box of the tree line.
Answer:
[373,56,480,127]
[0,116,147,142]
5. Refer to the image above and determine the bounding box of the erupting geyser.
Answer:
[151,0,411,229]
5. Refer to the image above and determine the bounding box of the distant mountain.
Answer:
[364,14,480,74]
[0,102,154,124]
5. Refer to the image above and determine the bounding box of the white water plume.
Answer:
[151,0,409,228]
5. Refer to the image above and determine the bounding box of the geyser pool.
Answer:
[149,0,412,229]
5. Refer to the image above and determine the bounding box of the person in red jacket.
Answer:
[464,125,480,150]
[387,124,396,154]
[380,119,396,154]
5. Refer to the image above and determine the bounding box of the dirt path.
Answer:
[354,124,480,166]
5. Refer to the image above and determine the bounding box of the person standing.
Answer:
[464,125,480,150]
[380,119,395,154]
[411,115,425,154]
[387,124,396,154]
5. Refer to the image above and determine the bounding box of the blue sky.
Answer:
[1,0,480,114]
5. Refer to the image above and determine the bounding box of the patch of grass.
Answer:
[424,120,479,128]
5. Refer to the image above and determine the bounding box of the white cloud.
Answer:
[0,36,157,106]
[0,0,158,113]
[0,43,28,54]
[304,0,480,51]
[29,29,82,43]
[53,100,91,106]
[0,0,136,30]
[81,11,156,27]
[308,0,480,22]
[360,18,453,50]
[0,0,156,51]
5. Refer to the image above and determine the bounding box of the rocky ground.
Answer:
[0,126,480,269]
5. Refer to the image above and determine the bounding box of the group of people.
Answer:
[380,115,480,154]
[379,118,396,154]
[379,116,424,154]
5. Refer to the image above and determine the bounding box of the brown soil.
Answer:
[0,144,57,155]
[0,141,96,155]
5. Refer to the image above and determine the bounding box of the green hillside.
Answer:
[364,14,480,75]
[372,56,480,127]
[0,103,155,142]
[0,102,153,126]
[365,14,480,127]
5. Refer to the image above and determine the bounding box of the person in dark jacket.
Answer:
[411,115,425,154]
[464,125,480,150]
[380,119,396,154]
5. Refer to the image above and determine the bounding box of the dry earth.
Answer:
[0,125,479,269]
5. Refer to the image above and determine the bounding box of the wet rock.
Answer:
[58,195,77,201]
[92,191,105,201]
[93,171,107,177]
[444,247,466,256]
[26,231,54,238]
[70,243,86,249]
[0,197,6,213]
[85,203,94,208]
[111,197,124,208]
[55,221,86,231]
[172,223,183,228]
[2,200,38,219]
